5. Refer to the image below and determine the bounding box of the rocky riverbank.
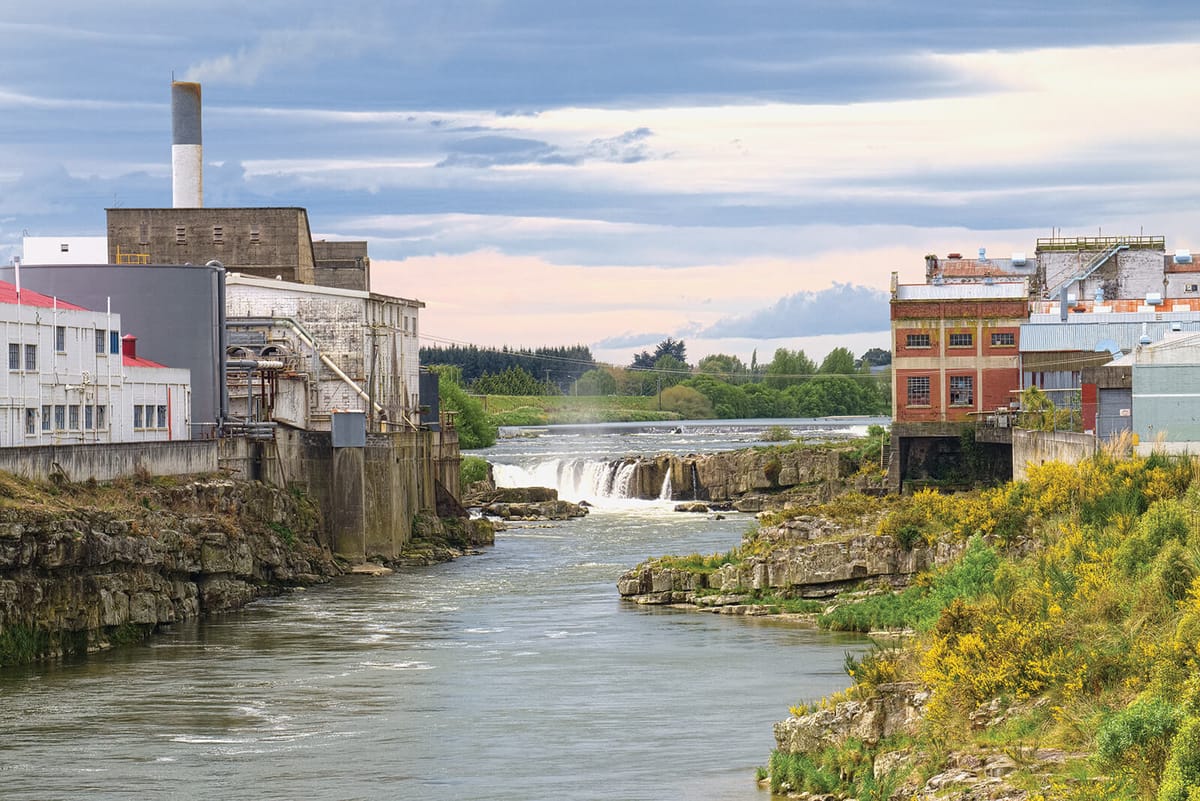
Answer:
[0,476,340,664]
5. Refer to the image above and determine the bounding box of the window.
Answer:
[8,343,18,370]
[41,405,50,432]
[905,333,930,348]
[907,376,930,406]
[249,225,261,244]
[24,344,36,371]
[54,405,65,430]
[25,408,36,436]
[948,333,973,348]
[157,405,167,428]
[85,405,93,430]
[55,326,65,352]
[145,404,156,428]
[110,331,120,355]
[134,405,143,428]
[96,329,106,354]
[949,375,974,406]
[60,243,69,253]
[175,225,187,244]
[991,332,1015,347]
[212,225,224,244]
[96,405,106,430]
[69,405,79,430]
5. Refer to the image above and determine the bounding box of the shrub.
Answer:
[461,456,490,487]
[1096,696,1181,794]
[1159,716,1200,801]
[762,424,793,442]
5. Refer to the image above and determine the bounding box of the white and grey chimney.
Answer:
[171,81,203,208]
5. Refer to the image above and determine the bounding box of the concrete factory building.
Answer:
[225,274,423,432]
[0,280,190,446]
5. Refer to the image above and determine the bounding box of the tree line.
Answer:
[427,339,892,420]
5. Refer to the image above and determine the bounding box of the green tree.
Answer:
[684,374,750,418]
[859,347,892,368]
[472,365,557,396]
[765,348,816,389]
[696,353,749,383]
[819,347,857,374]
[575,368,617,396]
[437,372,496,449]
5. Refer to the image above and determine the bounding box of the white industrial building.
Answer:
[0,280,190,445]
[224,274,423,431]
[22,236,107,265]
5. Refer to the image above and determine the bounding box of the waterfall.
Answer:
[657,469,672,500]
[492,457,646,502]
[690,462,699,501]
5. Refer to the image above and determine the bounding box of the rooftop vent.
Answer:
[1146,292,1163,306]
[947,252,962,259]
[1175,249,1193,264]
[1140,324,1152,346]
[1011,252,1027,265]
[978,247,987,260]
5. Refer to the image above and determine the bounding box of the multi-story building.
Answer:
[0,280,190,446]
[889,235,1200,487]
[224,273,423,431]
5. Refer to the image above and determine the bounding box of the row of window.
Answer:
[906,376,975,407]
[22,403,166,435]
[28,404,108,435]
[7,330,122,371]
[904,332,1015,348]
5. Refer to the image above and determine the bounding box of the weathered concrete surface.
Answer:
[1012,429,1098,480]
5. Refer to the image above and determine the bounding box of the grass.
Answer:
[479,394,682,425]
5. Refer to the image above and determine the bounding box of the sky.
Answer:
[3,2,1200,367]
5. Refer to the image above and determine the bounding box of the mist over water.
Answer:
[1,421,869,801]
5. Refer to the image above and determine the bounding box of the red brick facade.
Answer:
[891,295,1028,424]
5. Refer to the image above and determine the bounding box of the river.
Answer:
[0,421,871,801]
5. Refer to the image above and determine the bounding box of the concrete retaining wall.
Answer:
[0,440,218,483]
[1012,429,1098,480]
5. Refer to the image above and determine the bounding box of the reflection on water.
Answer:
[0,423,867,801]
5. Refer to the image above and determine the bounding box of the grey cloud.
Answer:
[593,332,672,350]
[702,284,890,338]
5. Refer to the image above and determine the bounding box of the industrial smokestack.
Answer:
[171,81,203,208]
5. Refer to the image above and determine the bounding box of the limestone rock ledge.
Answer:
[0,479,340,663]
[617,531,966,605]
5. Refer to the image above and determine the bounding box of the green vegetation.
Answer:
[433,367,498,449]
[0,624,51,666]
[761,424,794,442]
[425,338,890,421]
[460,455,490,487]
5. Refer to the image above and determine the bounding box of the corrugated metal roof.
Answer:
[896,282,1028,300]
[936,258,1036,278]
[1021,319,1200,352]
[0,280,87,310]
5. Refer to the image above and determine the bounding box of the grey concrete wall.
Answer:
[0,440,217,482]
[313,240,370,291]
[1012,429,1098,480]
[107,208,315,285]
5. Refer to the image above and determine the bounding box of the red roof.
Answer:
[123,354,166,369]
[0,280,87,310]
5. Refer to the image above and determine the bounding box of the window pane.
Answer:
[905,333,930,348]
[134,405,143,428]
[110,331,120,355]
[69,405,79,430]
[25,408,36,435]
[24,344,36,371]
[85,405,93,430]
[54,405,65,429]
[157,405,167,428]
[949,333,973,347]
[991,332,1015,346]
[907,376,930,405]
[55,326,65,352]
[41,405,50,432]
[949,376,974,405]
[96,405,106,429]
[96,329,105,354]
[8,343,18,370]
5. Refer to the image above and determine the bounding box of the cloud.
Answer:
[593,332,673,350]
[703,283,891,338]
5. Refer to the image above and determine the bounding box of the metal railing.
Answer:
[1035,235,1164,253]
